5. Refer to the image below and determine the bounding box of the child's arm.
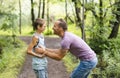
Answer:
[27,36,45,58]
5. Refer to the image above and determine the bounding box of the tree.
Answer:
[108,0,120,39]
[42,0,45,18]
[72,0,82,33]
[38,0,41,18]
[31,0,35,28]
[19,0,22,34]
[81,0,85,40]
[65,0,68,22]
[0,0,18,36]
[72,0,86,40]
[47,0,50,33]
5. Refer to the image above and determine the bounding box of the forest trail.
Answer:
[18,36,70,78]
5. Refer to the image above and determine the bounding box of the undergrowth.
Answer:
[0,36,27,78]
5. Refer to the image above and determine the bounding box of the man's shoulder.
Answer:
[62,32,72,43]
[65,31,75,36]
[64,32,76,39]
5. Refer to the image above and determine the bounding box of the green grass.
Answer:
[63,53,79,72]
[0,36,27,78]
[20,25,33,36]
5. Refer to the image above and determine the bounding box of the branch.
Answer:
[91,9,98,18]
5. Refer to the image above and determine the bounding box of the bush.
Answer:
[89,37,120,78]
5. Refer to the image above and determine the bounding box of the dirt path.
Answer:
[18,36,70,78]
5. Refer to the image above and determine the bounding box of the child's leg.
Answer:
[34,69,39,78]
[34,67,48,78]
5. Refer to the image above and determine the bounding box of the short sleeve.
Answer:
[61,37,71,49]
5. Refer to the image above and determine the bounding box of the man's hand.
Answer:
[35,47,45,54]
[39,45,45,51]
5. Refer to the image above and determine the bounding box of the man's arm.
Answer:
[35,48,68,61]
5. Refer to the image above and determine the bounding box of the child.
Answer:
[27,18,48,78]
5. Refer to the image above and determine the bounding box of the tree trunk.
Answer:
[38,0,41,18]
[108,1,120,39]
[74,1,81,27]
[31,0,35,28]
[19,0,21,34]
[81,0,86,40]
[47,0,49,33]
[74,0,86,40]
[69,1,76,23]
[65,0,68,22]
[42,0,45,18]
[108,15,120,39]
[99,0,104,34]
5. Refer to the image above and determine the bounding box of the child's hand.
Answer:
[38,54,45,58]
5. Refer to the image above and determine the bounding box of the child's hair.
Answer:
[33,18,45,30]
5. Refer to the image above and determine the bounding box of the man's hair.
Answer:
[57,18,67,31]
[33,18,45,30]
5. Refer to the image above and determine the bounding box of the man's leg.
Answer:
[70,58,98,78]
[70,63,90,78]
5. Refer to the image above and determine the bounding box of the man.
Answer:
[35,18,98,78]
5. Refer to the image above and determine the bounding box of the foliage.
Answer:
[88,25,120,77]
[44,29,53,35]
[63,52,79,72]
[0,1,119,77]
[0,14,18,31]
[87,0,120,74]
[68,23,81,36]
[0,36,26,78]
[0,0,18,36]
[94,40,120,78]
[88,36,109,54]
[104,51,120,78]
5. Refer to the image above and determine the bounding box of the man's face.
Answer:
[52,21,61,35]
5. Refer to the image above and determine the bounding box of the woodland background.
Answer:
[0,0,120,78]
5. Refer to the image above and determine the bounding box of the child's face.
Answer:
[38,23,46,32]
